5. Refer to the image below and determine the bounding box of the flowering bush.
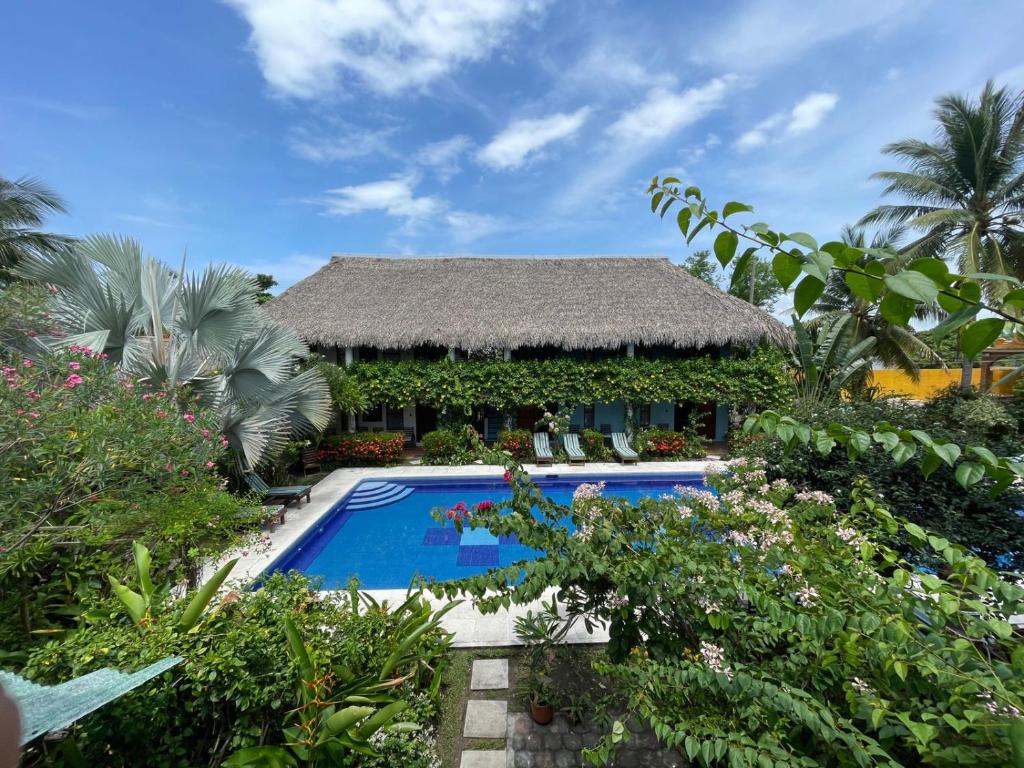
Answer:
[579,428,612,461]
[535,409,570,437]
[497,428,533,459]
[1,345,251,650]
[317,431,404,466]
[437,459,1024,766]
[635,426,707,460]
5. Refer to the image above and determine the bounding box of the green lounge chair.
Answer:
[245,473,312,507]
[612,432,639,464]
[533,432,554,466]
[563,432,586,465]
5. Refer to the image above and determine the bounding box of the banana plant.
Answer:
[107,541,238,631]
[16,235,332,469]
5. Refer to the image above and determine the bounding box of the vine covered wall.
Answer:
[344,346,790,413]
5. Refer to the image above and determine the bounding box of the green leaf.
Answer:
[676,207,691,237]
[955,462,985,488]
[786,232,818,251]
[879,292,917,326]
[932,442,961,467]
[107,576,148,625]
[1002,287,1024,309]
[722,201,754,218]
[356,701,409,739]
[801,251,834,283]
[714,230,739,267]
[730,248,756,291]
[960,318,1005,359]
[772,251,801,289]
[133,541,155,602]
[884,271,939,303]
[179,558,238,631]
[793,276,825,316]
[920,449,942,479]
[907,258,949,282]
[890,440,916,465]
[650,191,664,213]
[686,215,711,244]
[969,445,999,466]
[325,706,376,735]
[683,185,701,200]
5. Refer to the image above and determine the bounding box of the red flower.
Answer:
[503,469,513,483]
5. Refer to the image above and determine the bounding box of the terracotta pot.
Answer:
[530,697,554,725]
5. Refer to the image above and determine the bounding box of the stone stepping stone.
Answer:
[459,750,506,768]
[471,658,509,690]
[463,699,508,738]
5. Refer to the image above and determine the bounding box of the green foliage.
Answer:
[346,348,791,415]
[0,175,74,282]
[682,249,784,310]
[791,314,876,403]
[0,346,254,650]
[254,273,278,305]
[309,355,368,415]
[579,429,612,461]
[733,395,1024,568]
[317,432,404,466]
[420,429,467,465]
[437,460,1024,766]
[633,427,706,460]
[22,574,453,768]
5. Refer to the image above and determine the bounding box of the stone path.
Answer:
[458,657,683,768]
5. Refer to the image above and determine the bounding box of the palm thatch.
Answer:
[264,255,792,351]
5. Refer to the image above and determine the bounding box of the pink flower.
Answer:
[68,361,81,371]
[219,435,229,448]
[180,469,190,477]
[155,409,168,418]
[26,390,40,400]
[503,469,513,483]
[202,429,211,440]
[21,359,33,368]
[206,461,216,469]
[64,374,84,389]
[164,463,174,472]
[183,413,195,423]
[121,380,134,390]
[142,393,153,401]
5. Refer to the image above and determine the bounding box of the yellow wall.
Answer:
[867,368,1017,398]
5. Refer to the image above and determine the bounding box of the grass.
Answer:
[435,646,525,768]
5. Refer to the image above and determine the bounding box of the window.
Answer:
[638,403,651,428]
[583,403,595,429]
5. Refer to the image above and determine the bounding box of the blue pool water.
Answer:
[265,473,707,589]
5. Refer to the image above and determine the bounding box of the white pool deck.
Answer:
[225,461,718,648]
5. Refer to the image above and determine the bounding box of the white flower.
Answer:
[699,641,733,678]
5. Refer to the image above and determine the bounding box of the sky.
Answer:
[3,0,1024,294]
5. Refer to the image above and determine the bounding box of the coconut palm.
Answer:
[860,80,1024,289]
[16,234,332,469]
[791,314,877,405]
[0,176,75,282]
[808,224,941,379]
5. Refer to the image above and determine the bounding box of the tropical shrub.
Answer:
[732,397,1024,568]
[21,573,453,768]
[0,345,254,650]
[420,427,486,465]
[438,461,1024,767]
[579,428,612,461]
[497,428,533,460]
[317,432,404,466]
[634,427,706,460]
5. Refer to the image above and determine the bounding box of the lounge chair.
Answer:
[301,446,321,475]
[612,433,639,465]
[245,473,312,507]
[533,432,554,466]
[562,432,586,465]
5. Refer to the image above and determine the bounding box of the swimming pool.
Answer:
[264,473,708,589]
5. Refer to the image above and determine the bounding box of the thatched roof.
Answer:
[265,255,791,351]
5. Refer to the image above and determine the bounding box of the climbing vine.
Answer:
[344,346,790,413]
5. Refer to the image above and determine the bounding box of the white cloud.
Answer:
[225,0,548,99]
[606,76,736,145]
[446,210,506,243]
[319,176,443,220]
[787,92,839,135]
[477,107,591,170]
[695,0,922,71]
[287,122,394,163]
[735,92,838,151]
[415,134,473,181]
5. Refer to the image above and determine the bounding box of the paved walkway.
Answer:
[459,658,683,768]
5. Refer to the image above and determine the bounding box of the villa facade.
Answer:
[265,255,790,443]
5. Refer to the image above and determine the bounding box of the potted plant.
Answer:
[514,598,576,725]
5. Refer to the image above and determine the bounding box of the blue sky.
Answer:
[3,1,1023,294]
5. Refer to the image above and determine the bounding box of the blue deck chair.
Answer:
[245,473,312,507]
[612,432,639,464]
[533,432,554,466]
[562,432,587,465]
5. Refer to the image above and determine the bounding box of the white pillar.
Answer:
[344,346,354,366]
[448,348,457,361]
[503,348,512,361]
[626,343,635,358]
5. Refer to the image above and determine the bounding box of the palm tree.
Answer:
[16,235,332,469]
[0,176,75,282]
[809,225,941,378]
[791,314,877,405]
[861,80,1024,287]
